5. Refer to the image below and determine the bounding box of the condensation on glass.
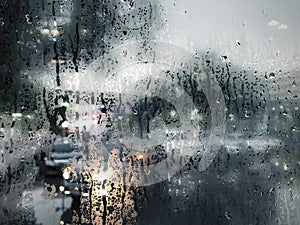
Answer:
[0,0,299,224]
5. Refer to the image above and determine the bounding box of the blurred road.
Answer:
[32,185,72,225]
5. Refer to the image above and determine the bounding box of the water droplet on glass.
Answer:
[225,211,232,220]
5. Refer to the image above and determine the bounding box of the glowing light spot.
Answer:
[82,192,89,197]
[98,189,107,196]
[278,24,288,30]
[51,59,65,64]
[136,154,144,160]
[40,29,50,35]
[170,110,176,117]
[51,29,59,36]
[283,163,288,171]
[62,167,70,180]
[268,20,280,26]
[92,173,103,182]
[12,113,22,118]
[61,102,70,108]
[61,121,69,128]
[59,186,65,192]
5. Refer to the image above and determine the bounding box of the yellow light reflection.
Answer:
[51,59,65,64]
[51,29,59,36]
[62,167,70,180]
[97,189,108,196]
[40,29,50,35]
[59,186,65,192]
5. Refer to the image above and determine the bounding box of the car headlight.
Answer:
[62,167,71,180]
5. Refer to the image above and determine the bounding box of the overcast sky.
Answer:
[157,0,300,71]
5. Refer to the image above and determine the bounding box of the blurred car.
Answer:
[44,137,83,176]
[60,160,90,197]
[60,160,114,198]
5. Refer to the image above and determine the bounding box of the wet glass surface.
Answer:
[0,0,299,224]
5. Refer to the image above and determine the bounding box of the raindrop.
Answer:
[269,72,276,79]
[244,111,250,118]
[225,211,232,220]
